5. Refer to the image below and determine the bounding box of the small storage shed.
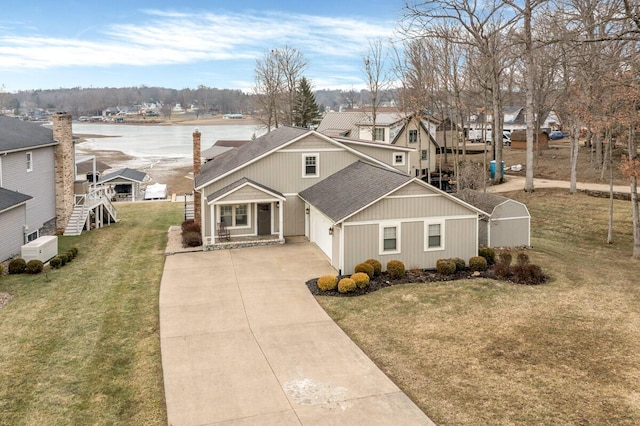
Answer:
[99,168,148,201]
[510,130,549,150]
[454,189,531,248]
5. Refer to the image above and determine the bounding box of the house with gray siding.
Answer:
[195,126,482,273]
[0,116,58,261]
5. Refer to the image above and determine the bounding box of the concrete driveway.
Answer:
[160,239,433,425]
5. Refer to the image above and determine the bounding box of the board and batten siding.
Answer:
[283,195,305,235]
[340,143,409,173]
[347,193,474,223]
[1,147,55,233]
[216,185,273,203]
[342,217,477,273]
[489,217,530,247]
[0,206,27,262]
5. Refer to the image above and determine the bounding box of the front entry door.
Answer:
[257,203,271,235]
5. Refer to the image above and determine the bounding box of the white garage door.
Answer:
[310,207,333,261]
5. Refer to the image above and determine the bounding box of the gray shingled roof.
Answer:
[195,126,310,188]
[201,145,234,161]
[452,188,508,215]
[0,116,56,153]
[206,177,284,203]
[0,188,33,213]
[215,140,251,148]
[298,161,413,223]
[99,167,147,183]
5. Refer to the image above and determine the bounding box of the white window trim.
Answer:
[302,153,319,178]
[26,151,33,172]
[421,149,428,161]
[424,219,445,251]
[374,127,386,142]
[379,222,401,255]
[393,152,406,166]
[218,203,251,229]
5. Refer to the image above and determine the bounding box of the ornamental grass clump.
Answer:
[469,256,488,272]
[8,258,27,274]
[26,260,44,274]
[516,252,530,266]
[354,262,374,279]
[364,259,382,276]
[182,231,202,247]
[386,260,405,279]
[317,275,338,292]
[436,259,457,276]
[338,277,357,293]
[350,272,370,289]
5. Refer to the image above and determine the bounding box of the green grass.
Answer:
[0,202,181,425]
[317,189,640,425]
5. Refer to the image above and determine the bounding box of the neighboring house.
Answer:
[454,189,531,248]
[0,116,58,261]
[467,106,561,136]
[194,126,482,273]
[317,110,440,179]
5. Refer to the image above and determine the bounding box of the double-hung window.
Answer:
[379,222,401,254]
[26,152,33,172]
[374,128,385,141]
[302,153,319,178]
[409,129,418,143]
[220,204,249,228]
[424,220,444,250]
[421,149,428,161]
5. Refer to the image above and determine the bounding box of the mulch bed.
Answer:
[305,268,535,297]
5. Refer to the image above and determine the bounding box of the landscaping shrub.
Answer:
[351,272,370,289]
[436,259,457,276]
[26,260,44,274]
[365,259,382,276]
[513,263,545,285]
[0,264,3,276]
[452,257,466,272]
[386,260,405,279]
[516,252,530,266]
[182,231,202,247]
[338,277,357,293]
[64,252,73,262]
[181,219,201,233]
[469,256,487,272]
[8,258,27,274]
[478,247,496,265]
[50,257,63,269]
[59,253,71,264]
[70,247,79,257]
[498,250,513,267]
[317,275,338,291]
[493,262,511,279]
[354,262,374,279]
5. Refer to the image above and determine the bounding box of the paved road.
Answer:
[160,239,434,425]
[488,175,632,194]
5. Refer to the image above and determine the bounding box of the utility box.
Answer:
[21,236,58,263]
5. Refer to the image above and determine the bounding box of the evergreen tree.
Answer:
[293,77,319,128]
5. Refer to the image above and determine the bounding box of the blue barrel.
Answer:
[490,160,504,179]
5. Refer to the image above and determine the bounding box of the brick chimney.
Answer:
[193,129,202,226]
[52,113,75,233]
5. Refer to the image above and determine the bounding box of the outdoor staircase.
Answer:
[63,188,118,236]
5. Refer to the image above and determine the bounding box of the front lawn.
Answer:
[0,202,181,425]
[317,189,640,425]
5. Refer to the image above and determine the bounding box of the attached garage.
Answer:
[454,189,531,248]
[308,205,333,261]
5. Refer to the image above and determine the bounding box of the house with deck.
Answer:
[0,114,117,261]
[194,126,482,274]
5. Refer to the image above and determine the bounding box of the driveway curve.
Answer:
[160,238,433,425]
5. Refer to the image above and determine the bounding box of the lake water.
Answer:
[74,123,263,159]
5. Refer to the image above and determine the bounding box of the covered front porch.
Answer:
[204,178,285,248]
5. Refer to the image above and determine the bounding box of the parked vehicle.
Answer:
[468,129,511,145]
[549,130,566,140]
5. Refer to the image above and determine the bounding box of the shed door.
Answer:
[310,207,332,261]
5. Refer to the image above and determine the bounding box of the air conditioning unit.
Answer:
[21,236,58,263]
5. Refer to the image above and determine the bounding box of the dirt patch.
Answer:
[0,292,12,309]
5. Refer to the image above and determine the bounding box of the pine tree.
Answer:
[293,77,319,128]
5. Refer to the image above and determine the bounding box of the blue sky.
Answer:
[0,0,404,93]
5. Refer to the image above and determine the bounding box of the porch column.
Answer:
[209,203,216,245]
[278,200,284,241]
